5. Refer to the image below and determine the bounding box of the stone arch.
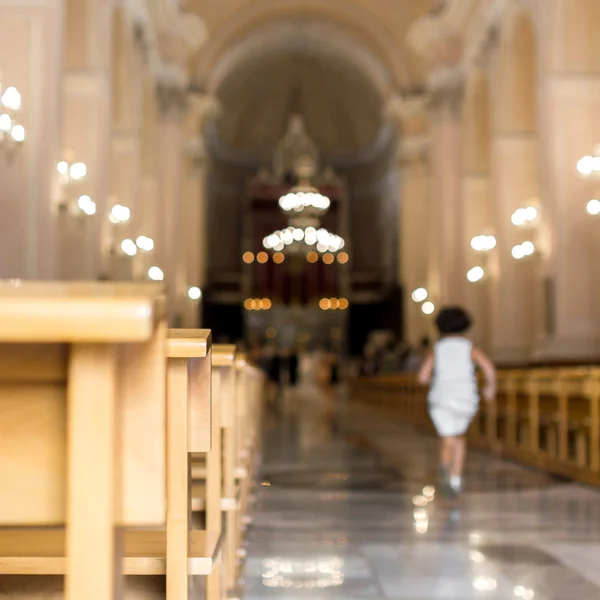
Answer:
[193,0,411,93]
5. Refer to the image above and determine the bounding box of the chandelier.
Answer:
[0,81,25,156]
[263,155,345,256]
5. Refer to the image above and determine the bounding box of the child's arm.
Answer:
[472,347,496,401]
[417,351,434,385]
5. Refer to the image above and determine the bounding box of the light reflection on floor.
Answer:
[242,385,600,600]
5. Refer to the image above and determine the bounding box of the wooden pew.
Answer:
[0,282,167,600]
[190,346,266,598]
[0,286,222,600]
[350,367,600,488]
[166,329,222,600]
[191,345,236,593]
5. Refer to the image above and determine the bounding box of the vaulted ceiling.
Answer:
[188,0,431,160]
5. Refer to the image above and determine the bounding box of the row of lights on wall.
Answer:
[55,157,170,282]
[243,251,349,265]
[319,297,349,311]
[411,287,436,315]
[244,298,272,311]
[576,147,600,218]
[0,81,26,157]
[1,82,204,301]
[465,203,540,284]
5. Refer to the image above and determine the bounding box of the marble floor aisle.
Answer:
[242,386,600,600]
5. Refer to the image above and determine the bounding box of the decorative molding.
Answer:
[186,93,221,138]
[206,120,394,171]
[426,65,465,118]
[406,0,539,118]
[396,135,429,164]
[384,94,428,129]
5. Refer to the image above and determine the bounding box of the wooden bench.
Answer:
[350,367,600,488]
[190,346,265,598]
[0,282,167,600]
[0,285,225,600]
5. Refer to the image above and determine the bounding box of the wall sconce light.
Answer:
[511,241,536,260]
[586,199,600,216]
[120,239,137,257]
[577,146,600,176]
[467,266,485,283]
[136,236,154,252]
[148,266,164,281]
[109,204,131,224]
[470,235,496,252]
[422,301,435,315]
[55,157,95,216]
[411,287,428,303]
[188,286,202,301]
[0,81,25,158]
[511,204,539,228]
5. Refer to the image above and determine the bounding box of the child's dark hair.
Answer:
[435,306,472,335]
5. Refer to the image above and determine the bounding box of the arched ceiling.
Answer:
[187,0,431,161]
[215,52,382,158]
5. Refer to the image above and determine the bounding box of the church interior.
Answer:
[1,0,600,599]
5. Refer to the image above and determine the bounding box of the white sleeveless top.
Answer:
[430,337,478,407]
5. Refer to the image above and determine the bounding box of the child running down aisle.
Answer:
[418,307,496,496]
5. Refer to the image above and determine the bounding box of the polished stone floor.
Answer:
[242,385,600,600]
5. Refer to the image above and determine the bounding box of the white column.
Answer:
[533,5,600,360]
[0,0,63,279]
[427,74,465,306]
[58,0,114,280]
[156,77,186,324]
[489,133,539,362]
[462,173,493,351]
[397,144,431,344]
[385,96,432,343]
[181,94,219,327]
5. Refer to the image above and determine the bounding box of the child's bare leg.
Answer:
[450,435,467,478]
[440,436,453,471]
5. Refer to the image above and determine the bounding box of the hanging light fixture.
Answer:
[263,155,346,257]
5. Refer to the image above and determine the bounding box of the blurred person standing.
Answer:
[404,336,430,372]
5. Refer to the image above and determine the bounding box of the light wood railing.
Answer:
[0,282,265,600]
[351,368,600,487]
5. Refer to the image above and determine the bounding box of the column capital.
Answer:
[155,62,188,119]
[186,93,221,135]
[383,94,428,134]
[426,66,465,120]
[395,135,430,166]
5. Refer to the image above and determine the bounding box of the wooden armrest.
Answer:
[168,329,212,358]
[212,345,236,367]
[0,282,165,342]
[0,529,222,576]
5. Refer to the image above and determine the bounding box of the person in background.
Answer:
[288,345,299,388]
[265,345,283,413]
[418,307,496,497]
[404,336,431,372]
[379,339,408,373]
[360,345,379,376]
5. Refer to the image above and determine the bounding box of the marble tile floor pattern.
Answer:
[242,388,600,600]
